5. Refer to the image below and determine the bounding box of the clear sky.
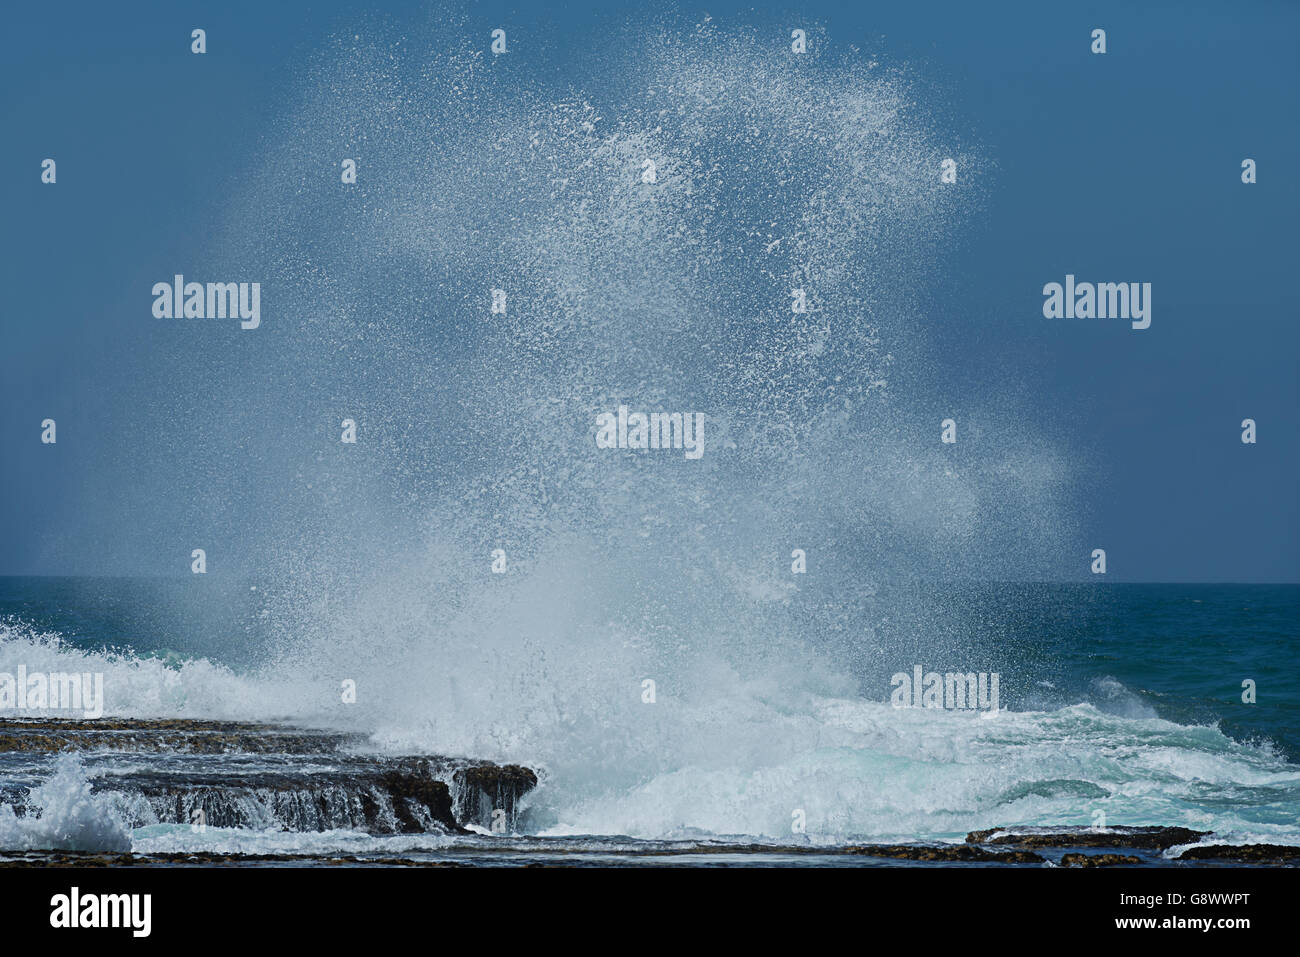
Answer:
[2,0,1297,581]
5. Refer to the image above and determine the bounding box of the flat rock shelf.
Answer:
[0,718,537,837]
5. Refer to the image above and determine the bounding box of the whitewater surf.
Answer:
[1,0,1295,906]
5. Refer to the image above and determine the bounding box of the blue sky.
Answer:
[2,0,1297,580]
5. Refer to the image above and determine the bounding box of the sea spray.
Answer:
[0,753,131,853]
[40,17,1083,839]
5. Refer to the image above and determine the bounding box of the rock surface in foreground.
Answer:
[966,825,1299,864]
[965,826,1209,849]
[0,718,538,836]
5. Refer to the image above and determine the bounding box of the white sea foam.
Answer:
[0,753,131,853]
[4,620,1297,849]
[8,20,1293,854]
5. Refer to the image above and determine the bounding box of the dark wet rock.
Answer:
[844,844,1045,864]
[446,761,539,831]
[0,718,538,835]
[86,761,465,834]
[377,767,460,833]
[0,841,1046,868]
[966,826,1208,850]
[506,841,1044,862]
[1059,853,1143,867]
[0,718,362,754]
[1174,844,1300,863]
[637,842,1042,863]
[92,758,540,836]
[0,850,464,868]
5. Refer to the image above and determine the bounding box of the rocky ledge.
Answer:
[0,718,363,755]
[966,826,1300,864]
[0,718,538,835]
[966,825,1208,849]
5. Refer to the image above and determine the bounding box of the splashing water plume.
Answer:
[17,19,1114,842]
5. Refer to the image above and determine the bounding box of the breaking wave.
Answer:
[11,15,1293,852]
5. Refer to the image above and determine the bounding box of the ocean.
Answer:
[2,576,1296,864]
[1,13,1296,875]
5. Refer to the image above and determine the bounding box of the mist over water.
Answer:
[20,18,1293,847]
